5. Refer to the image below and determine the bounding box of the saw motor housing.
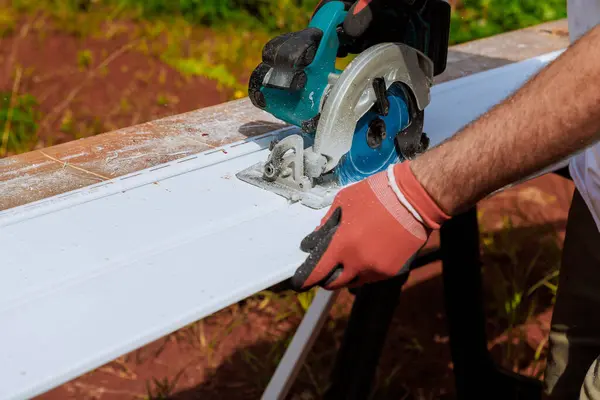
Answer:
[239,0,451,209]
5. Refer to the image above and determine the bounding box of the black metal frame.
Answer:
[323,169,573,399]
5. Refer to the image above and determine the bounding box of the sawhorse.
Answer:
[263,168,571,400]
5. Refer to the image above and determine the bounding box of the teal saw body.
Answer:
[249,1,347,132]
[241,0,448,209]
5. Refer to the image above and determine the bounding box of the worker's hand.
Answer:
[290,161,450,291]
[314,0,427,56]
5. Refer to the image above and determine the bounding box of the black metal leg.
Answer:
[440,207,542,399]
[324,273,409,400]
[552,166,572,181]
[440,207,494,395]
[324,206,544,399]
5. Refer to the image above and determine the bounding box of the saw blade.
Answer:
[334,83,410,186]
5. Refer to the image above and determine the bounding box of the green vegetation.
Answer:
[4,0,568,103]
[119,0,567,43]
[163,57,241,92]
[5,0,566,101]
[77,49,94,70]
[0,91,41,156]
[144,369,186,400]
[103,0,317,32]
[75,0,568,45]
[0,6,16,36]
[479,198,562,373]
[13,0,568,43]
[450,0,567,44]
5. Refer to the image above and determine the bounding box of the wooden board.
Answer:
[0,20,570,211]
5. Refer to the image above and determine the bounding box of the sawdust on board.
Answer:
[0,98,288,209]
[93,135,209,177]
[0,168,99,211]
[0,157,17,167]
[60,152,88,161]
[39,150,110,181]
[0,161,53,179]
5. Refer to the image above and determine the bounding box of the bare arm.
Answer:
[411,24,600,216]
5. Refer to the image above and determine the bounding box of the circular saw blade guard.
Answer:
[238,14,434,209]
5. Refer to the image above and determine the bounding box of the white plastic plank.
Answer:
[0,50,564,400]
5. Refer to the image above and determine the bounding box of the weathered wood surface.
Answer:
[0,20,569,211]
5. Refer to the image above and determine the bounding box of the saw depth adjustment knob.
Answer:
[366,118,387,149]
[365,77,391,149]
[372,78,390,116]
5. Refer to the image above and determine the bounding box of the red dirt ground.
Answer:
[0,11,576,400]
[0,13,229,151]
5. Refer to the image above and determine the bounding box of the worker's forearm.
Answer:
[411,24,600,216]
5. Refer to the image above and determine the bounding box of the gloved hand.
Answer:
[290,161,450,291]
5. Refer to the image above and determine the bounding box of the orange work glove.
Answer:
[291,161,450,291]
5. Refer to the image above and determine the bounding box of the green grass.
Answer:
[15,0,568,44]
[88,0,569,45]
[77,49,94,69]
[479,209,562,372]
[450,0,567,44]
[84,0,568,45]
[0,90,41,156]
[5,0,569,106]
[0,5,16,36]
[144,369,186,400]
[106,0,317,32]
[163,57,240,91]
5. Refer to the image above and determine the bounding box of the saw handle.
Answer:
[260,28,324,92]
[313,0,451,75]
[248,1,347,131]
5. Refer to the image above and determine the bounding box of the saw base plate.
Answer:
[236,162,340,209]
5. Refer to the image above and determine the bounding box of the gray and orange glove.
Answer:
[290,161,450,291]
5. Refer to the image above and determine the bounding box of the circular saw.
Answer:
[237,0,450,209]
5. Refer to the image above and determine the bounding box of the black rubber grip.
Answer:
[262,28,324,70]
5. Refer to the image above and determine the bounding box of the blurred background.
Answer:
[0,1,571,399]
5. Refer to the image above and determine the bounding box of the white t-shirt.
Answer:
[567,0,600,230]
